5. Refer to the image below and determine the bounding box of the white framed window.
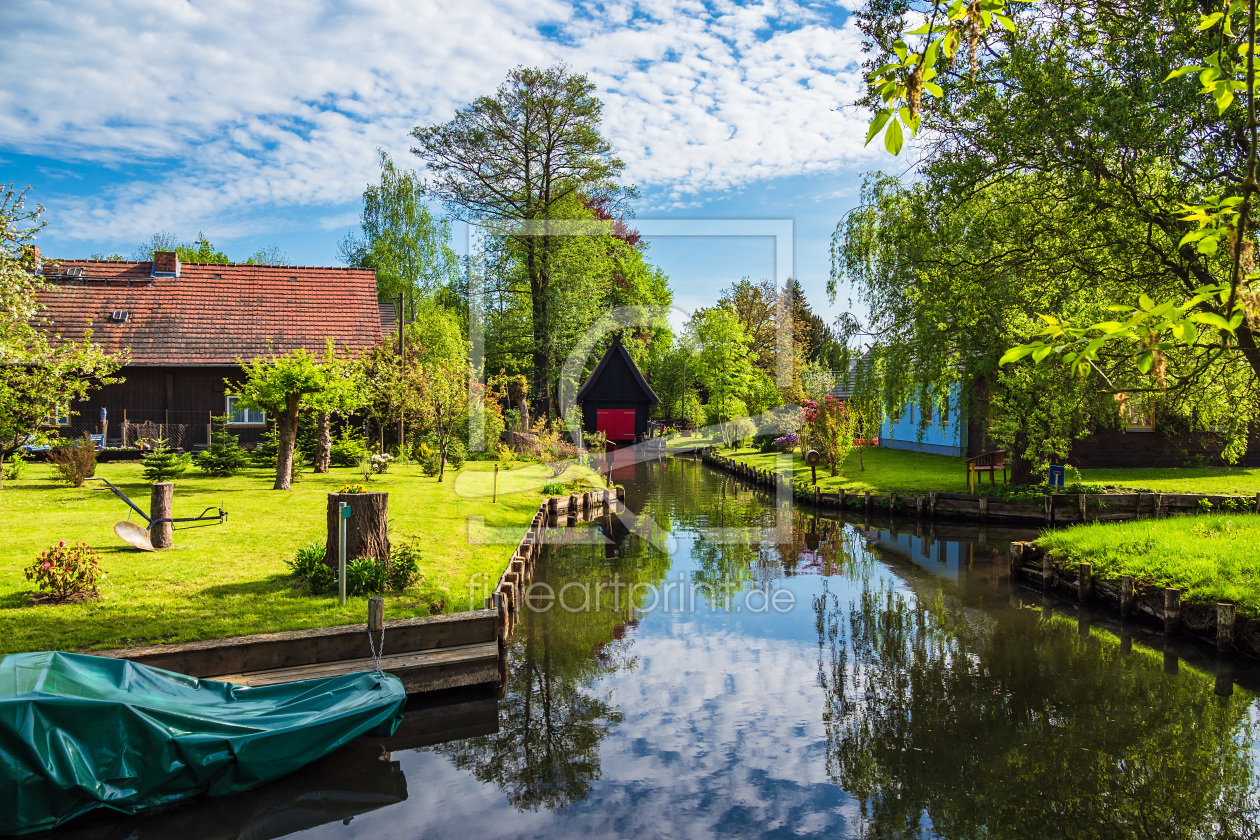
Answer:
[45,405,71,427]
[226,395,265,425]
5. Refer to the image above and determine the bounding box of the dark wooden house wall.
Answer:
[65,365,260,448]
[1068,430,1260,469]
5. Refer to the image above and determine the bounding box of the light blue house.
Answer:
[878,387,967,457]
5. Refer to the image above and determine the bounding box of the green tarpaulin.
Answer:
[0,651,406,835]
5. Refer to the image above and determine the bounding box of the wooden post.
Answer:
[1045,493,1052,525]
[929,490,938,517]
[1164,588,1181,634]
[1120,575,1134,616]
[1217,603,1236,650]
[368,596,385,634]
[122,409,128,448]
[864,491,871,512]
[1078,562,1091,602]
[1155,493,1163,518]
[1254,492,1260,514]
[838,489,846,510]
[978,496,988,522]
[150,482,174,549]
[1078,493,1086,522]
[1008,542,1023,577]
[1042,554,1053,589]
[889,492,898,513]
[814,486,820,506]
[915,495,923,517]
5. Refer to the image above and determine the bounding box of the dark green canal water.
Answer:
[54,457,1260,839]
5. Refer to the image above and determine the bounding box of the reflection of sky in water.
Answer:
[315,561,876,839]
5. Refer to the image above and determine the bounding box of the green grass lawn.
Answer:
[1074,466,1260,495]
[1037,515,1260,617]
[720,446,1260,496]
[0,459,602,655]
[724,446,970,494]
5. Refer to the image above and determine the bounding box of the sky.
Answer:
[0,0,888,327]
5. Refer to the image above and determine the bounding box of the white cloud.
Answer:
[0,0,875,242]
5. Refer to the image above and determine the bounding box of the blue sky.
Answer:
[0,0,883,326]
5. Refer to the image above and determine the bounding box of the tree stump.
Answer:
[326,492,389,567]
[150,482,174,549]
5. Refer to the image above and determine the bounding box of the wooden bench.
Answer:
[966,449,1008,492]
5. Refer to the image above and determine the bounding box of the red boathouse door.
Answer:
[596,409,637,441]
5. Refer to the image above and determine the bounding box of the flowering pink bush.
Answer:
[24,541,103,600]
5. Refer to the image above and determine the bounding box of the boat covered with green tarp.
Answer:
[0,651,406,835]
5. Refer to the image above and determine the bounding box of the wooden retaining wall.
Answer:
[699,448,1260,525]
[102,485,627,695]
[1009,541,1260,661]
[488,486,626,648]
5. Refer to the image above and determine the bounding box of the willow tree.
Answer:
[412,65,627,419]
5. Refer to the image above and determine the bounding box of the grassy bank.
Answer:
[716,446,1260,496]
[0,460,601,655]
[721,446,969,493]
[1075,466,1260,495]
[1036,515,1260,617]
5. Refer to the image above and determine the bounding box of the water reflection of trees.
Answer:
[432,527,671,812]
[815,580,1260,839]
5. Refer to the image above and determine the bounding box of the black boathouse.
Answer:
[575,335,660,444]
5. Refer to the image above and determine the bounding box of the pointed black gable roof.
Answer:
[575,334,661,404]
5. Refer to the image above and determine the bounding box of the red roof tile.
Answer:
[35,260,382,365]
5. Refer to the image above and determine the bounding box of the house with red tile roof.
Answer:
[34,251,384,449]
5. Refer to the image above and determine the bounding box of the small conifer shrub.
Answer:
[141,437,192,482]
[197,415,248,477]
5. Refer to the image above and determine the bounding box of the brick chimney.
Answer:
[31,245,41,274]
[152,251,180,277]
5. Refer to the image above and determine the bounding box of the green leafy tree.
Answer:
[196,415,248,477]
[306,343,367,473]
[340,150,459,318]
[833,175,1117,480]
[409,301,469,481]
[413,65,628,418]
[0,185,125,489]
[132,232,284,265]
[245,245,287,265]
[849,0,1260,463]
[133,232,230,264]
[688,307,757,445]
[141,437,191,482]
[229,348,334,489]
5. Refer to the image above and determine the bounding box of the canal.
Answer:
[52,456,1260,838]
